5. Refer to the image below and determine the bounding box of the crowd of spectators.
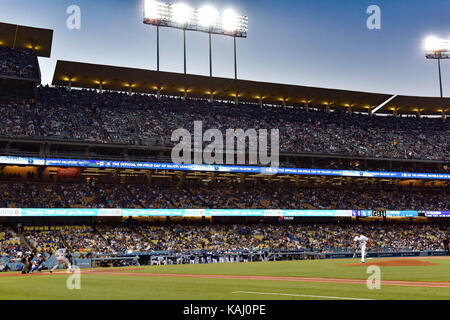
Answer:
[0,98,36,137]
[3,221,447,258]
[0,86,447,161]
[134,222,449,253]
[60,225,109,254]
[29,184,66,208]
[60,183,105,208]
[96,224,150,254]
[0,226,28,259]
[0,183,34,208]
[127,183,448,211]
[35,87,108,142]
[0,181,447,211]
[23,228,60,254]
[0,47,37,79]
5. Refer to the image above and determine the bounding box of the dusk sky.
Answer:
[0,0,449,97]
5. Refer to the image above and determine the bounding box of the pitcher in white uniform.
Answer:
[353,231,370,263]
[50,247,73,273]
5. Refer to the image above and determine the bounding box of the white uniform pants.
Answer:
[51,257,71,271]
[360,244,366,262]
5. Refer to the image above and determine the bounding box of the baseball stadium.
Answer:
[0,0,449,302]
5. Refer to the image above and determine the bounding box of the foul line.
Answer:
[232,291,374,300]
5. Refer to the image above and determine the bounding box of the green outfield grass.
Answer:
[1,258,449,300]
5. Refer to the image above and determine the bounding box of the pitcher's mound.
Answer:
[344,259,439,267]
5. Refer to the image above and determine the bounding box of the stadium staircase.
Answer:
[92,105,112,142]
[92,186,108,207]
[56,184,71,207]
[164,187,183,208]
[10,225,33,252]
[123,185,145,208]
[30,51,41,82]
[93,225,110,245]
[133,226,152,246]
[59,229,72,252]
[32,92,46,138]
[19,233,33,251]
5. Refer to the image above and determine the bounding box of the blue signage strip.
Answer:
[425,211,450,217]
[0,155,448,180]
[0,208,351,217]
[0,208,433,217]
[352,210,419,217]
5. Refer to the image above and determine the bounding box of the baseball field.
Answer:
[1,257,449,300]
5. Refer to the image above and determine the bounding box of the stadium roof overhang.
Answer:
[0,22,53,58]
[381,95,450,116]
[52,60,449,115]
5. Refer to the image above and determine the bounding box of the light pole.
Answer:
[157,25,160,71]
[234,36,237,79]
[183,28,186,74]
[437,56,442,97]
[425,36,450,97]
[209,32,212,77]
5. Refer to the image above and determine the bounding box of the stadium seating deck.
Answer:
[0,181,447,211]
[0,86,448,161]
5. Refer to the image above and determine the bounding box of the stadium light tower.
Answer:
[143,0,248,79]
[424,36,450,97]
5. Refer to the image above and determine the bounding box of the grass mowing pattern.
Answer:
[1,258,449,300]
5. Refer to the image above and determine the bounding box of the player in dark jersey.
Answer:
[444,237,449,256]
[21,249,36,274]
